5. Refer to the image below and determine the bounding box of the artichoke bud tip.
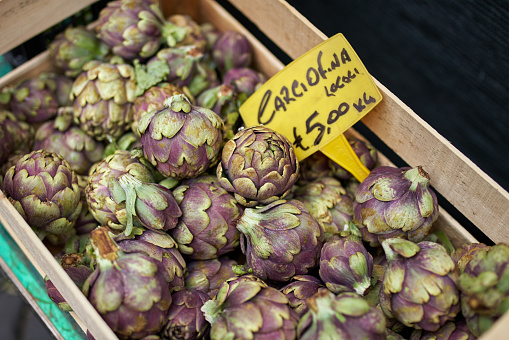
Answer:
[164,94,192,113]
[405,166,430,190]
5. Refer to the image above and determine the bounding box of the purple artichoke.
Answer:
[9,74,59,122]
[410,319,476,340]
[132,83,186,136]
[292,177,354,241]
[3,150,82,243]
[235,199,324,282]
[222,67,266,96]
[280,275,327,317]
[49,26,110,77]
[458,243,509,336]
[95,0,186,60]
[111,173,182,236]
[212,30,252,74]
[201,279,299,340]
[297,151,334,182]
[162,288,211,340]
[45,254,93,311]
[217,125,299,207]
[353,165,439,246]
[114,228,186,291]
[170,174,242,260]
[330,138,378,181]
[0,110,34,164]
[85,150,155,232]
[185,257,239,298]
[34,108,105,175]
[167,14,208,51]
[138,94,223,180]
[451,243,489,273]
[298,290,387,340]
[319,234,374,295]
[380,238,460,331]
[84,227,172,339]
[71,59,136,141]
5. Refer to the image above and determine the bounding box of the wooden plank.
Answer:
[227,0,509,245]
[0,0,99,55]
[0,192,118,340]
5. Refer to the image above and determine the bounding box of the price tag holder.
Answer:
[239,33,382,182]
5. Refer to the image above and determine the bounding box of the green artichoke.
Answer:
[33,108,105,175]
[185,256,239,299]
[71,59,136,141]
[170,174,242,260]
[353,165,439,246]
[458,243,509,336]
[292,177,354,241]
[138,94,223,180]
[235,199,324,282]
[162,287,211,340]
[297,290,387,340]
[451,243,489,273]
[49,26,110,77]
[85,150,155,232]
[217,125,299,207]
[319,234,374,295]
[201,278,299,340]
[380,238,460,331]
[84,227,172,339]
[167,14,208,51]
[3,150,82,243]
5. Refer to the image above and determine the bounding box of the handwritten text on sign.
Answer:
[240,33,382,161]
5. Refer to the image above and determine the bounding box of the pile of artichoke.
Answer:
[0,0,506,339]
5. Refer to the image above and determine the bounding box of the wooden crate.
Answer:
[0,0,508,339]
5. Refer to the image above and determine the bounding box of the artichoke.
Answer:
[45,254,93,312]
[8,74,59,122]
[212,30,252,74]
[138,94,223,180]
[457,243,509,337]
[280,275,327,317]
[319,234,374,295]
[201,279,299,340]
[380,238,460,331]
[199,22,221,51]
[298,290,387,340]
[0,110,34,164]
[49,26,110,77]
[170,174,242,260]
[162,288,211,340]
[222,67,266,96]
[353,165,439,246]
[95,0,186,60]
[409,319,476,340]
[111,173,182,236]
[167,14,208,51]
[217,125,299,207]
[85,150,155,232]
[185,256,239,299]
[292,177,354,241]
[3,150,82,243]
[103,131,141,158]
[330,138,378,181]
[297,151,334,182]
[71,59,136,141]
[33,108,105,175]
[451,243,489,273]
[235,199,324,282]
[84,227,172,339]
[114,228,186,291]
[132,82,186,136]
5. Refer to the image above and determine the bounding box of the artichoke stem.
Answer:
[119,173,142,236]
[405,166,430,191]
[90,228,119,262]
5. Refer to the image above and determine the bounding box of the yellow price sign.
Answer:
[239,33,382,182]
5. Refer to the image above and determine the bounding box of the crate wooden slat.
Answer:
[0,0,99,56]
[227,0,509,245]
